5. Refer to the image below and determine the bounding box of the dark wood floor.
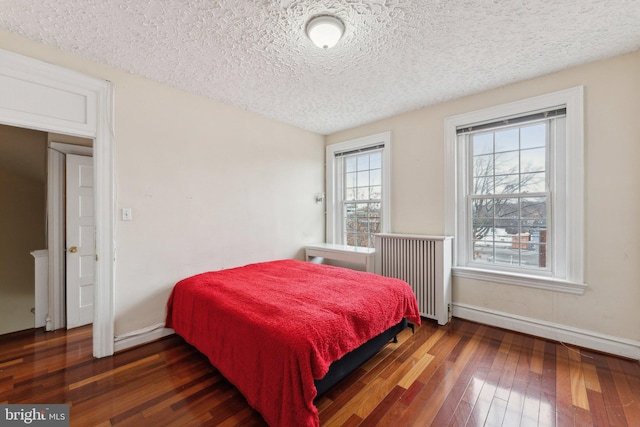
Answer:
[1,318,639,427]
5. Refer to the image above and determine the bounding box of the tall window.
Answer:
[327,132,391,248]
[445,87,586,294]
[341,148,383,247]
[465,113,560,271]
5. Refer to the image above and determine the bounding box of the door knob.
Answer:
[69,246,78,253]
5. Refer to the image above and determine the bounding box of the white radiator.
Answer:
[374,234,453,325]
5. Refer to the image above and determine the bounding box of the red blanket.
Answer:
[165,259,421,427]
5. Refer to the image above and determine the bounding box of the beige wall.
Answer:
[0,126,47,334]
[2,29,637,346]
[327,51,640,343]
[0,31,325,336]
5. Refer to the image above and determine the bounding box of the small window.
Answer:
[327,132,391,248]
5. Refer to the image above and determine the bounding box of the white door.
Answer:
[66,154,95,328]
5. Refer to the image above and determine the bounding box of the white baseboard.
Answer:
[114,324,175,353]
[452,303,640,360]
[111,306,640,360]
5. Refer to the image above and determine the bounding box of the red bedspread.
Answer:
[165,259,421,427]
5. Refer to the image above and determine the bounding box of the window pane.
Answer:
[472,198,494,240]
[473,241,494,263]
[520,172,545,193]
[472,198,494,218]
[370,169,382,186]
[494,219,517,237]
[345,188,355,201]
[473,153,493,177]
[356,203,368,213]
[473,219,494,242]
[472,195,495,244]
[357,170,369,187]
[473,133,493,155]
[369,202,381,217]
[345,156,357,173]
[521,197,546,219]
[370,186,381,200]
[473,176,494,195]
[346,172,356,188]
[342,200,381,248]
[521,123,546,149]
[370,152,382,169]
[356,187,369,200]
[521,244,546,268]
[520,220,546,240]
[495,128,519,152]
[494,151,519,175]
[494,173,519,194]
[520,220,546,250]
[521,147,545,173]
[495,199,519,219]
[357,155,369,170]
[345,218,356,232]
[344,202,356,216]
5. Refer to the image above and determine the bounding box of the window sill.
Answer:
[453,266,586,295]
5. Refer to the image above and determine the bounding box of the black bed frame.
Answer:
[314,318,414,397]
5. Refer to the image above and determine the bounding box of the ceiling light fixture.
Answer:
[306,15,344,49]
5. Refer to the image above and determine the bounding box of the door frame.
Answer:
[0,48,115,357]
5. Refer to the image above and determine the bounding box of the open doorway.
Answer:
[0,47,114,357]
[0,125,47,335]
[0,124,94,335]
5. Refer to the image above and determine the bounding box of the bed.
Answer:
[165,259,421,427]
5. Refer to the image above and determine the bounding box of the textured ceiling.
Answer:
[0,1,639,135]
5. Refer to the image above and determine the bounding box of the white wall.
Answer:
[0,31,325,337]
[113,76,325,333]
[327,51,640,348]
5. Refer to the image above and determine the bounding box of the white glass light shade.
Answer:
[306,16,344,49]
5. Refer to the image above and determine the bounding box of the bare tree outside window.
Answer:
[470,123,548,269]
[343,150,382,248]
[450,93,582,290]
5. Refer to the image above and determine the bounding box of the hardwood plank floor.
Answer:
[1,318,638,426]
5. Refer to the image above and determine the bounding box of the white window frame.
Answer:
[445,87,586,294]
[326,132,391,246]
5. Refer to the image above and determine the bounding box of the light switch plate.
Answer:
[122,208,132,221]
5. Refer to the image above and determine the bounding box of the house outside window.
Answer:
[326,132,391,248]
[445,87,586,294]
